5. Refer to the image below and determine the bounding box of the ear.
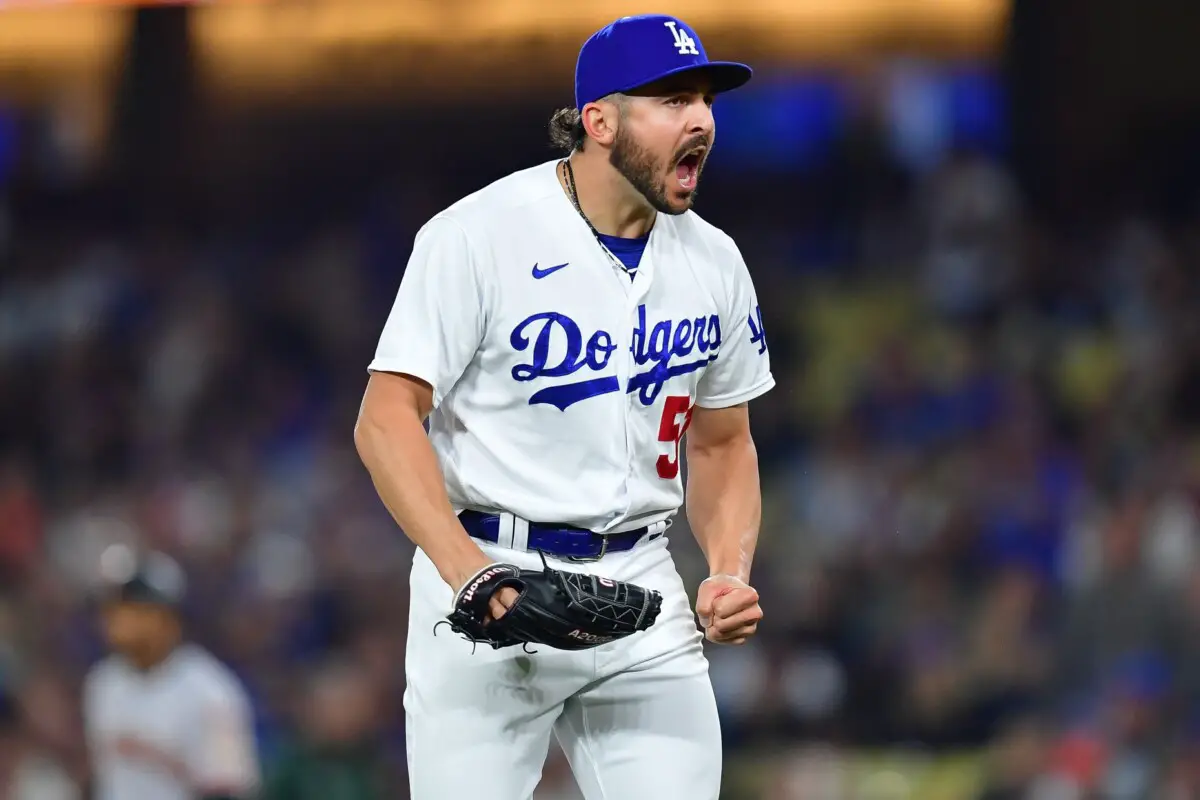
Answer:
[580,99,621,147]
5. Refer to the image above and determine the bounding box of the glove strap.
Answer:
[452,563,521,611]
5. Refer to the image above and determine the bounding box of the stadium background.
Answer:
[3,0,1200,797]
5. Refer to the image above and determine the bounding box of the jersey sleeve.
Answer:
[367,215,487,408]
[695,242,775,408]
[187,677,260,797]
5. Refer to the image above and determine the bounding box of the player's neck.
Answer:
[126,639,181,672]
[561,154,656,239]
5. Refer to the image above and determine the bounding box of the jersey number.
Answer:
[656,395,695,479]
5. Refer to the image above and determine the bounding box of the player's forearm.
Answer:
[354,407,490,588]
[684,434,761,583]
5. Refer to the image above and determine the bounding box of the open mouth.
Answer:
[675,148,705,190]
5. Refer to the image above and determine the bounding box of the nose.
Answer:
[687,99,715,139]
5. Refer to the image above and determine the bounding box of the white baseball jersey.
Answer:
[369,159,774,533]
[82,644,259,800]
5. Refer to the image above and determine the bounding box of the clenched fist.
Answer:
[695,575,762,645]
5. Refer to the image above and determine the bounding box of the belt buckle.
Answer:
[566,533,608,563]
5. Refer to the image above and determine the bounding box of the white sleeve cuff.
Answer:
[694,373,776,409]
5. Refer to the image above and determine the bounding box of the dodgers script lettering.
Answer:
[510,305,721,410]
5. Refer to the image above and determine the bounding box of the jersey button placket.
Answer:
[618,252,654,523]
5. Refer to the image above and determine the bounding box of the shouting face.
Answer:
[605,75,716,215]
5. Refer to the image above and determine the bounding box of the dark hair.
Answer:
[548,106,586,154]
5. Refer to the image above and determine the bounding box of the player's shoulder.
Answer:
[171,645,251,704]
[82,654,126,696]
[669,208,746,273]
[429,159,562,238]
[675,209,741,253]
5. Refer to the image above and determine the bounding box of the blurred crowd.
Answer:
[2,90,1200,800]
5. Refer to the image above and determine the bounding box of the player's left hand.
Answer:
[695,575,762,645]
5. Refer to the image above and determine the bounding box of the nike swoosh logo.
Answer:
[532,262,569,279]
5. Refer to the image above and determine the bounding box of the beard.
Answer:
[609,126,707,216]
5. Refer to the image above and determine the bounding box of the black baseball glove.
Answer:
[438,556,663,652]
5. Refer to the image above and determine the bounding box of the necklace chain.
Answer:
[559,159,631,274]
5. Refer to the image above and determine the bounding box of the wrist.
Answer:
[441,555,496,593]
[430,533,495,591]
[704,571,750,587]
[705,556,751,582]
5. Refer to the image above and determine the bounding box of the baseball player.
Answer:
[81,546,260,800]
[355,13,772,799]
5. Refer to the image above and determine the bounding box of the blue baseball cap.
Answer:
[575,14,753,110]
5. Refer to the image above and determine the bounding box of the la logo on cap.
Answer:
[664,21,699,56]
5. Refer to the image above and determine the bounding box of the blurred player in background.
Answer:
[82,546,260,800]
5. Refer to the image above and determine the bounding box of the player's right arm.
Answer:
[356,373,495,590]
[189,680,260,800]
[354,216,505,602]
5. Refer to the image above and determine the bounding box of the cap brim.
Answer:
[622,61,753,97]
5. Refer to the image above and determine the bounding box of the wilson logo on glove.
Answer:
[436,554,662,653]
[461,566,515,603]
